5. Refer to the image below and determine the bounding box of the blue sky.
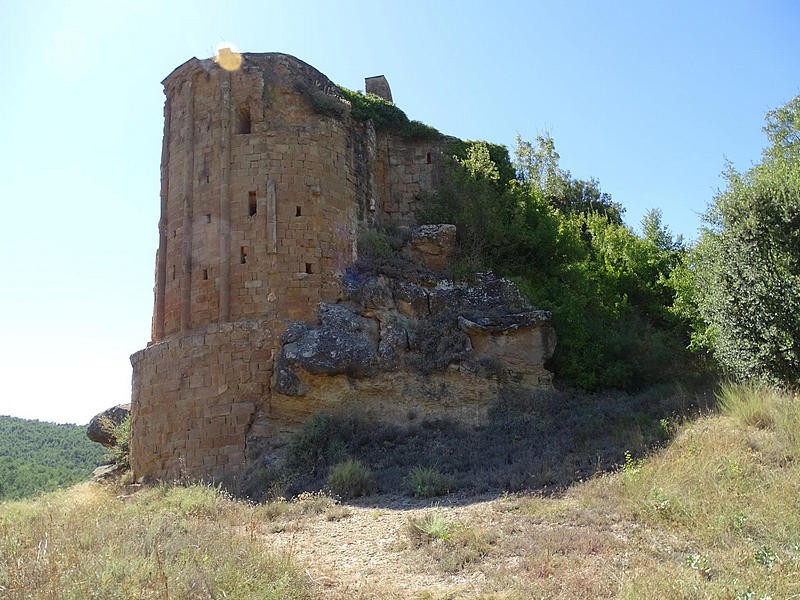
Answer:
[0,0,797,423]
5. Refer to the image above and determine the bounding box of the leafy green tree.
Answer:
[763,95,800,161]
[691,126,800,384]
[514,133,565,196]
[513,134,624,224]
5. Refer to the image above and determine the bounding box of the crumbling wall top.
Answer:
[365,75,393,102]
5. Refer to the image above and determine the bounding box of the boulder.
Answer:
[402,224,456,271]
[87,404,130,447]
[276,304,379,394]
[92,463,122,480]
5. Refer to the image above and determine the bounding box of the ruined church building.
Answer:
[130,53,554,482]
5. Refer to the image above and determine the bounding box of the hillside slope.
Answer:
[0,415,106,501]
[1,384,798,599]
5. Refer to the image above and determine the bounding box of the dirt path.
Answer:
[263,493,506,599]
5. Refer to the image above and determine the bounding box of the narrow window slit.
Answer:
[240,247,247,264]
[296,205,302,217]
[305,263,313,274]
[202,269,208,280]
[171,265,176,280]
[426,152,432,164]
[248,191,257,216]
[236,103,251,134]
[205,213,211,223]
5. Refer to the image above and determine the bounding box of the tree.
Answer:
[513,134,624,224]
[691,96,800,385]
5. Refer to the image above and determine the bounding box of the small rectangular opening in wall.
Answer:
[296,205,302,217]
[171,265,176,280]
[202,269,208,280]
[240,247,247,264]
[426,152,432,164]
[205,213,211,223]
[249,191,257,216]
[305,262,313,274]
[236,103,251,135]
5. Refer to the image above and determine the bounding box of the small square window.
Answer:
[305,263,313,274]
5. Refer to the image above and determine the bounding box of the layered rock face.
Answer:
[263,259,556,441]
[129,52,556,483]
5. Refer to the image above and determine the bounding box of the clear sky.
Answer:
[0,0,798,424]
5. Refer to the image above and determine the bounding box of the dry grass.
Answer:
[0,482,314,600]
[464,383,800,599]
[2,384,799,599]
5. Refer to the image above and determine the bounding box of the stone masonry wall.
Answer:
[376,133,448,226]
[131,319,274,482]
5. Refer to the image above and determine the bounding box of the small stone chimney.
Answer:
[365,75,392,102]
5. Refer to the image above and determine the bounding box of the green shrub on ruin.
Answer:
[337,86,441,139]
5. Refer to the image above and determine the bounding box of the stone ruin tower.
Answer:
[129,52,556,484]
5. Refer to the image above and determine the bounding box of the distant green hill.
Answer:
[0,416,106,501]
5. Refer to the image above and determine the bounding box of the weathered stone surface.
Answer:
[92,463,122,480]
[364,75,393,102]
[277,304,378,387]
[403,224,457,271]
[272,268,555,409]
[87,404,130,447]
[376,313,411,363]
[393,281,430,317]
[429,276,533,317]
[355,275,395,311]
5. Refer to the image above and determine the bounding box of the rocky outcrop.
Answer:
[87,404,130,447]
[267,227,556,436]
[402,224,456,271]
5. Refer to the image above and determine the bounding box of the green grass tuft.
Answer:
[405,465,453,498]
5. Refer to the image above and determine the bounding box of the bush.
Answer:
[405,465,452,497]
[326,458,372,499]
[285,413,351,474]
[105,415,130,470]
[357,230,392,259]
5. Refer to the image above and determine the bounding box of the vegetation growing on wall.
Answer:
[337,86,442,139]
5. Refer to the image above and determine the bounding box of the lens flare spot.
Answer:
[214,42,242,71]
